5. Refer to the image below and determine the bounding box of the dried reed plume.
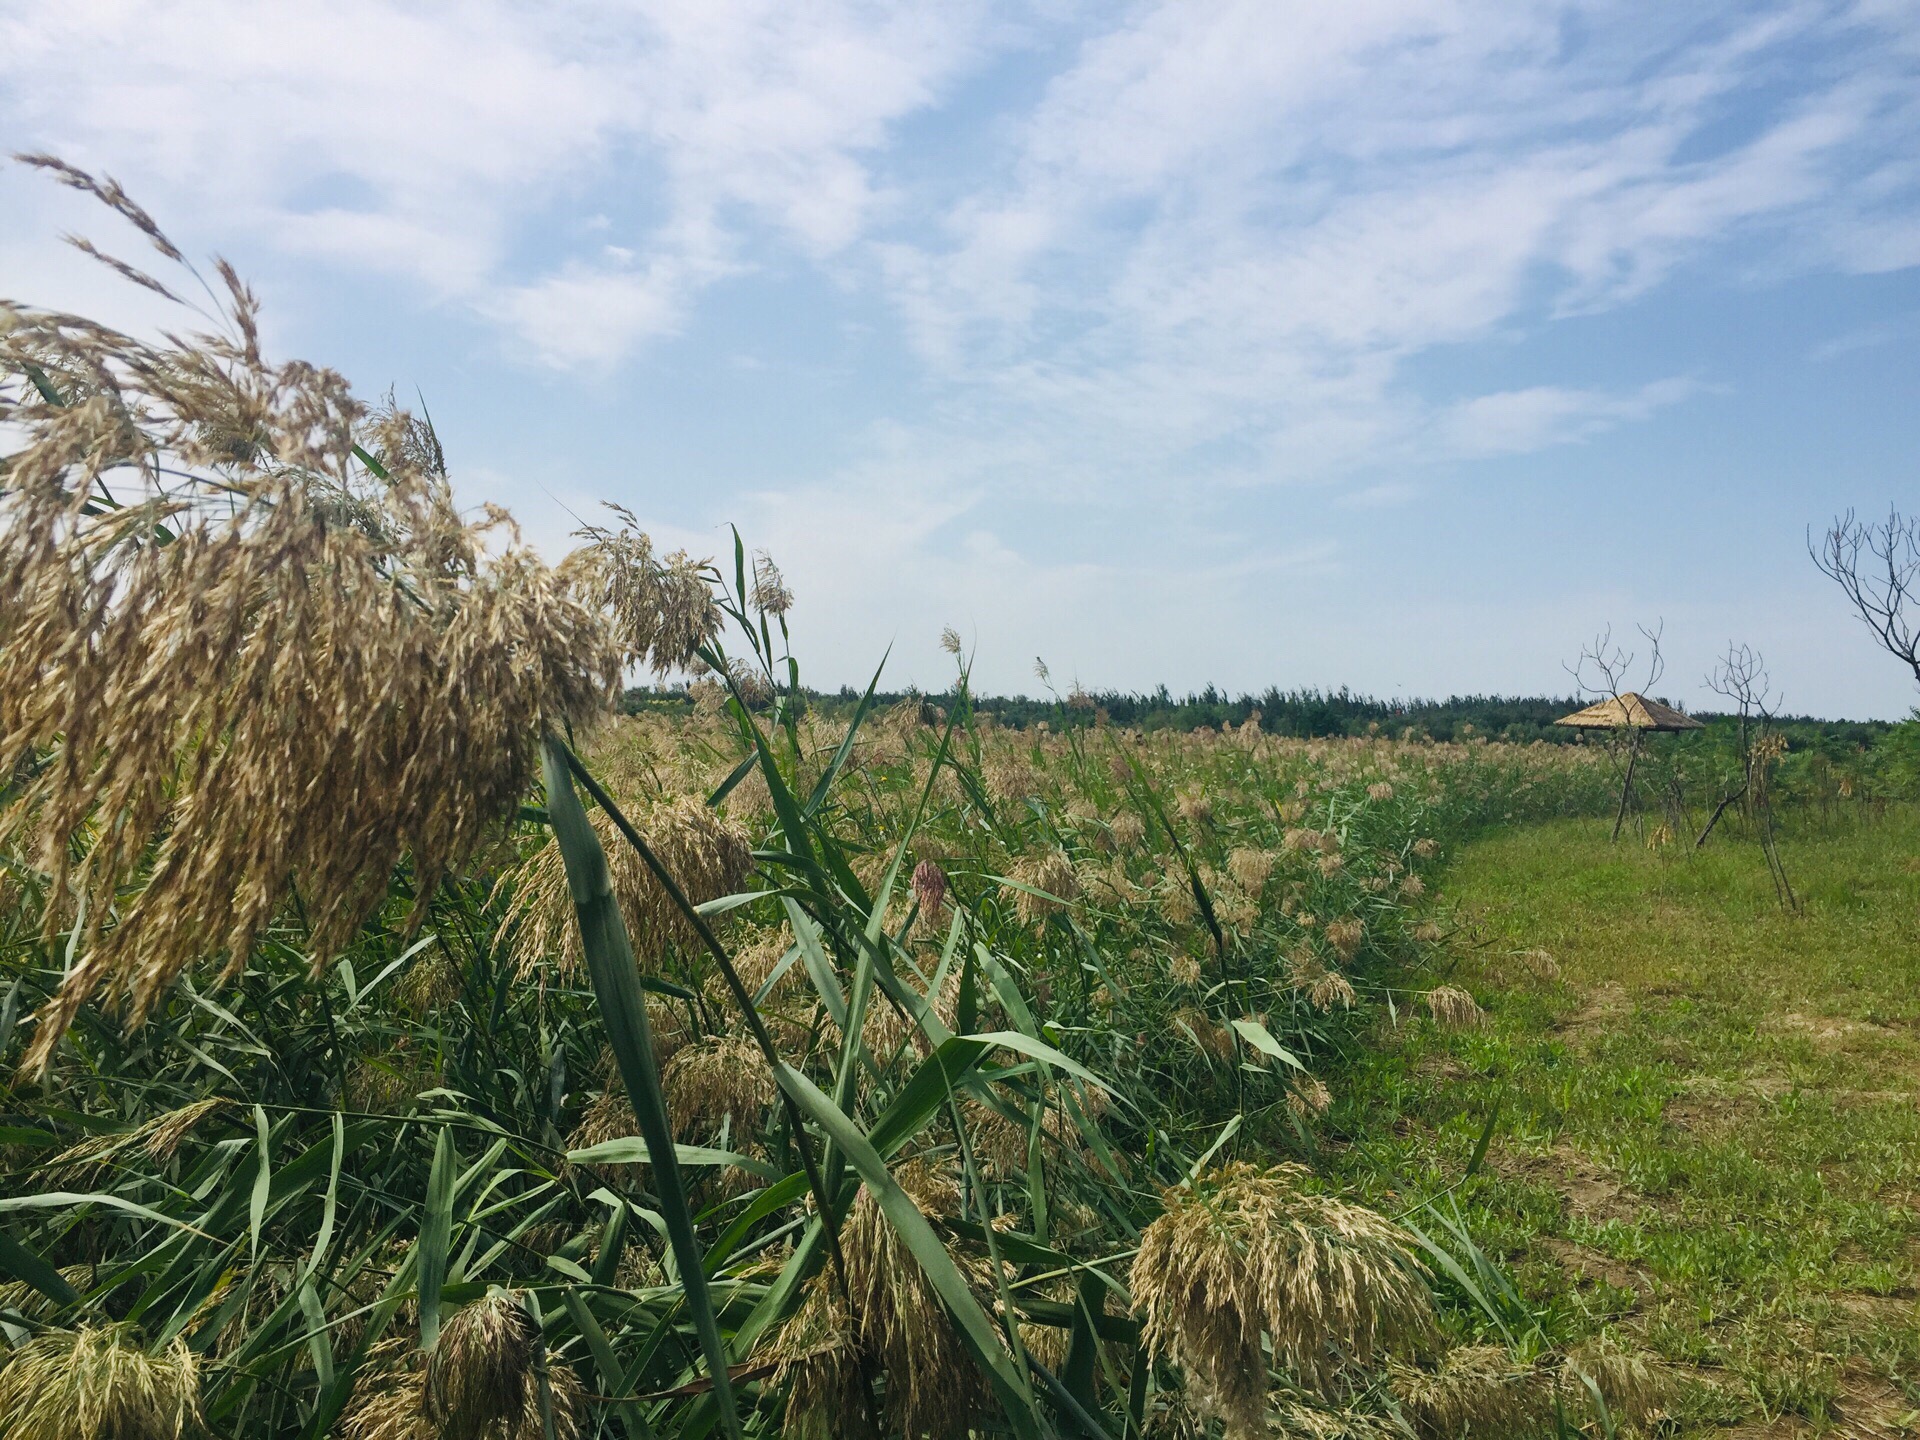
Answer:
[46,1095,230,1184]
[770,1162,994,1440]
[1288,1076,1333,1119]
[1388,1341,1664,1438]
[1,163,623,1075]
[427,1292,585,1440]
[1423,986,1485,1031]
[1324,918,1365,962]
[750,549,794,616]
[734,923,802,1001]
[1009,849,1078,925]
[911,858,950,927]
[342,1329,585,1440]
[1131,1162,1431,1437]
[1288,949,1356,1012]
[1175,791,1213,828]
[0,1324,200,1440]
[660,1035,774,1142]
[497,797,750,977]
[1389,1344,1543,1436]
[560,504,717,675]
[1159,876,1198,926]
[1226,847,1273,893]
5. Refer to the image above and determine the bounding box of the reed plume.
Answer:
[0,1324,200,1440]
[1423,986,1485,1031]
[1131,1162,1431,1437]
[770,1162,994,1440]
[0,162,621,1075]
[498,796,751,977]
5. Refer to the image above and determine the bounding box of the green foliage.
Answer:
[0,576,1621,1437]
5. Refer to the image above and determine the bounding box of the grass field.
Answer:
[1337,810,1920,1435]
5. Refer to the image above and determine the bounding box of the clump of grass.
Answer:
[0,161,1627,1440]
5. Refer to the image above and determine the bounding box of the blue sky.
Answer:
[5,2,1918,716]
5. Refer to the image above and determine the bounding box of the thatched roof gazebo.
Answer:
[1553,692,1704,733]
[1555,692,1703,839]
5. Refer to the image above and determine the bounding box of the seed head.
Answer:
[661,1035,774,1143]
[1389,1345,1544,1437]
[1325,918,1364,961]
[1424,986,1485,1031]
[770,1163,993,1440]
[560,505,717,676]
[0,1324,200,1440]
[498,796,751,978]
[1,175,623,1075]
[1226,848,1273,893]
[1131,1162,1431,1436]
[1010,849,1078,926]
[1288,1078,1333,1119]
[911,859,950,923]
[426,1293,539,1440]
[734,923,802,1002]
[344,1328,585,1440]
[750,550,794,617]
[1159,877,1198,926]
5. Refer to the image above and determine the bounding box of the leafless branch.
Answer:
[1811,507,1920,687]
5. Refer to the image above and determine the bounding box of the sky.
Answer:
[3,2,1918,717]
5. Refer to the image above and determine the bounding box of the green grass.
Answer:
[1333,809,1920,1436]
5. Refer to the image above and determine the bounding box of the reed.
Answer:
[0,164,1624,1440]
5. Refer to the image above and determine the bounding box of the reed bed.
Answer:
[0,165,1633,1439]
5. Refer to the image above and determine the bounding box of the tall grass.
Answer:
[2,165,1644,1439]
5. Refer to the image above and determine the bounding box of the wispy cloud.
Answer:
[870,1,1920,493]
[0,0,1000,359]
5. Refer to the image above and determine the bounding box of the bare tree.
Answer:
[1696,642,1769,847]
[1811,508,1920,688]
[1697,642,1797,909]
[1565,621,1667,842]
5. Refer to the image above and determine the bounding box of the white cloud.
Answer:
[0,0,998,360]
[1434,379,1700,459]
[871,0,1920,491]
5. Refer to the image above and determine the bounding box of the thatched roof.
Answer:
[1553,692,1705,732]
